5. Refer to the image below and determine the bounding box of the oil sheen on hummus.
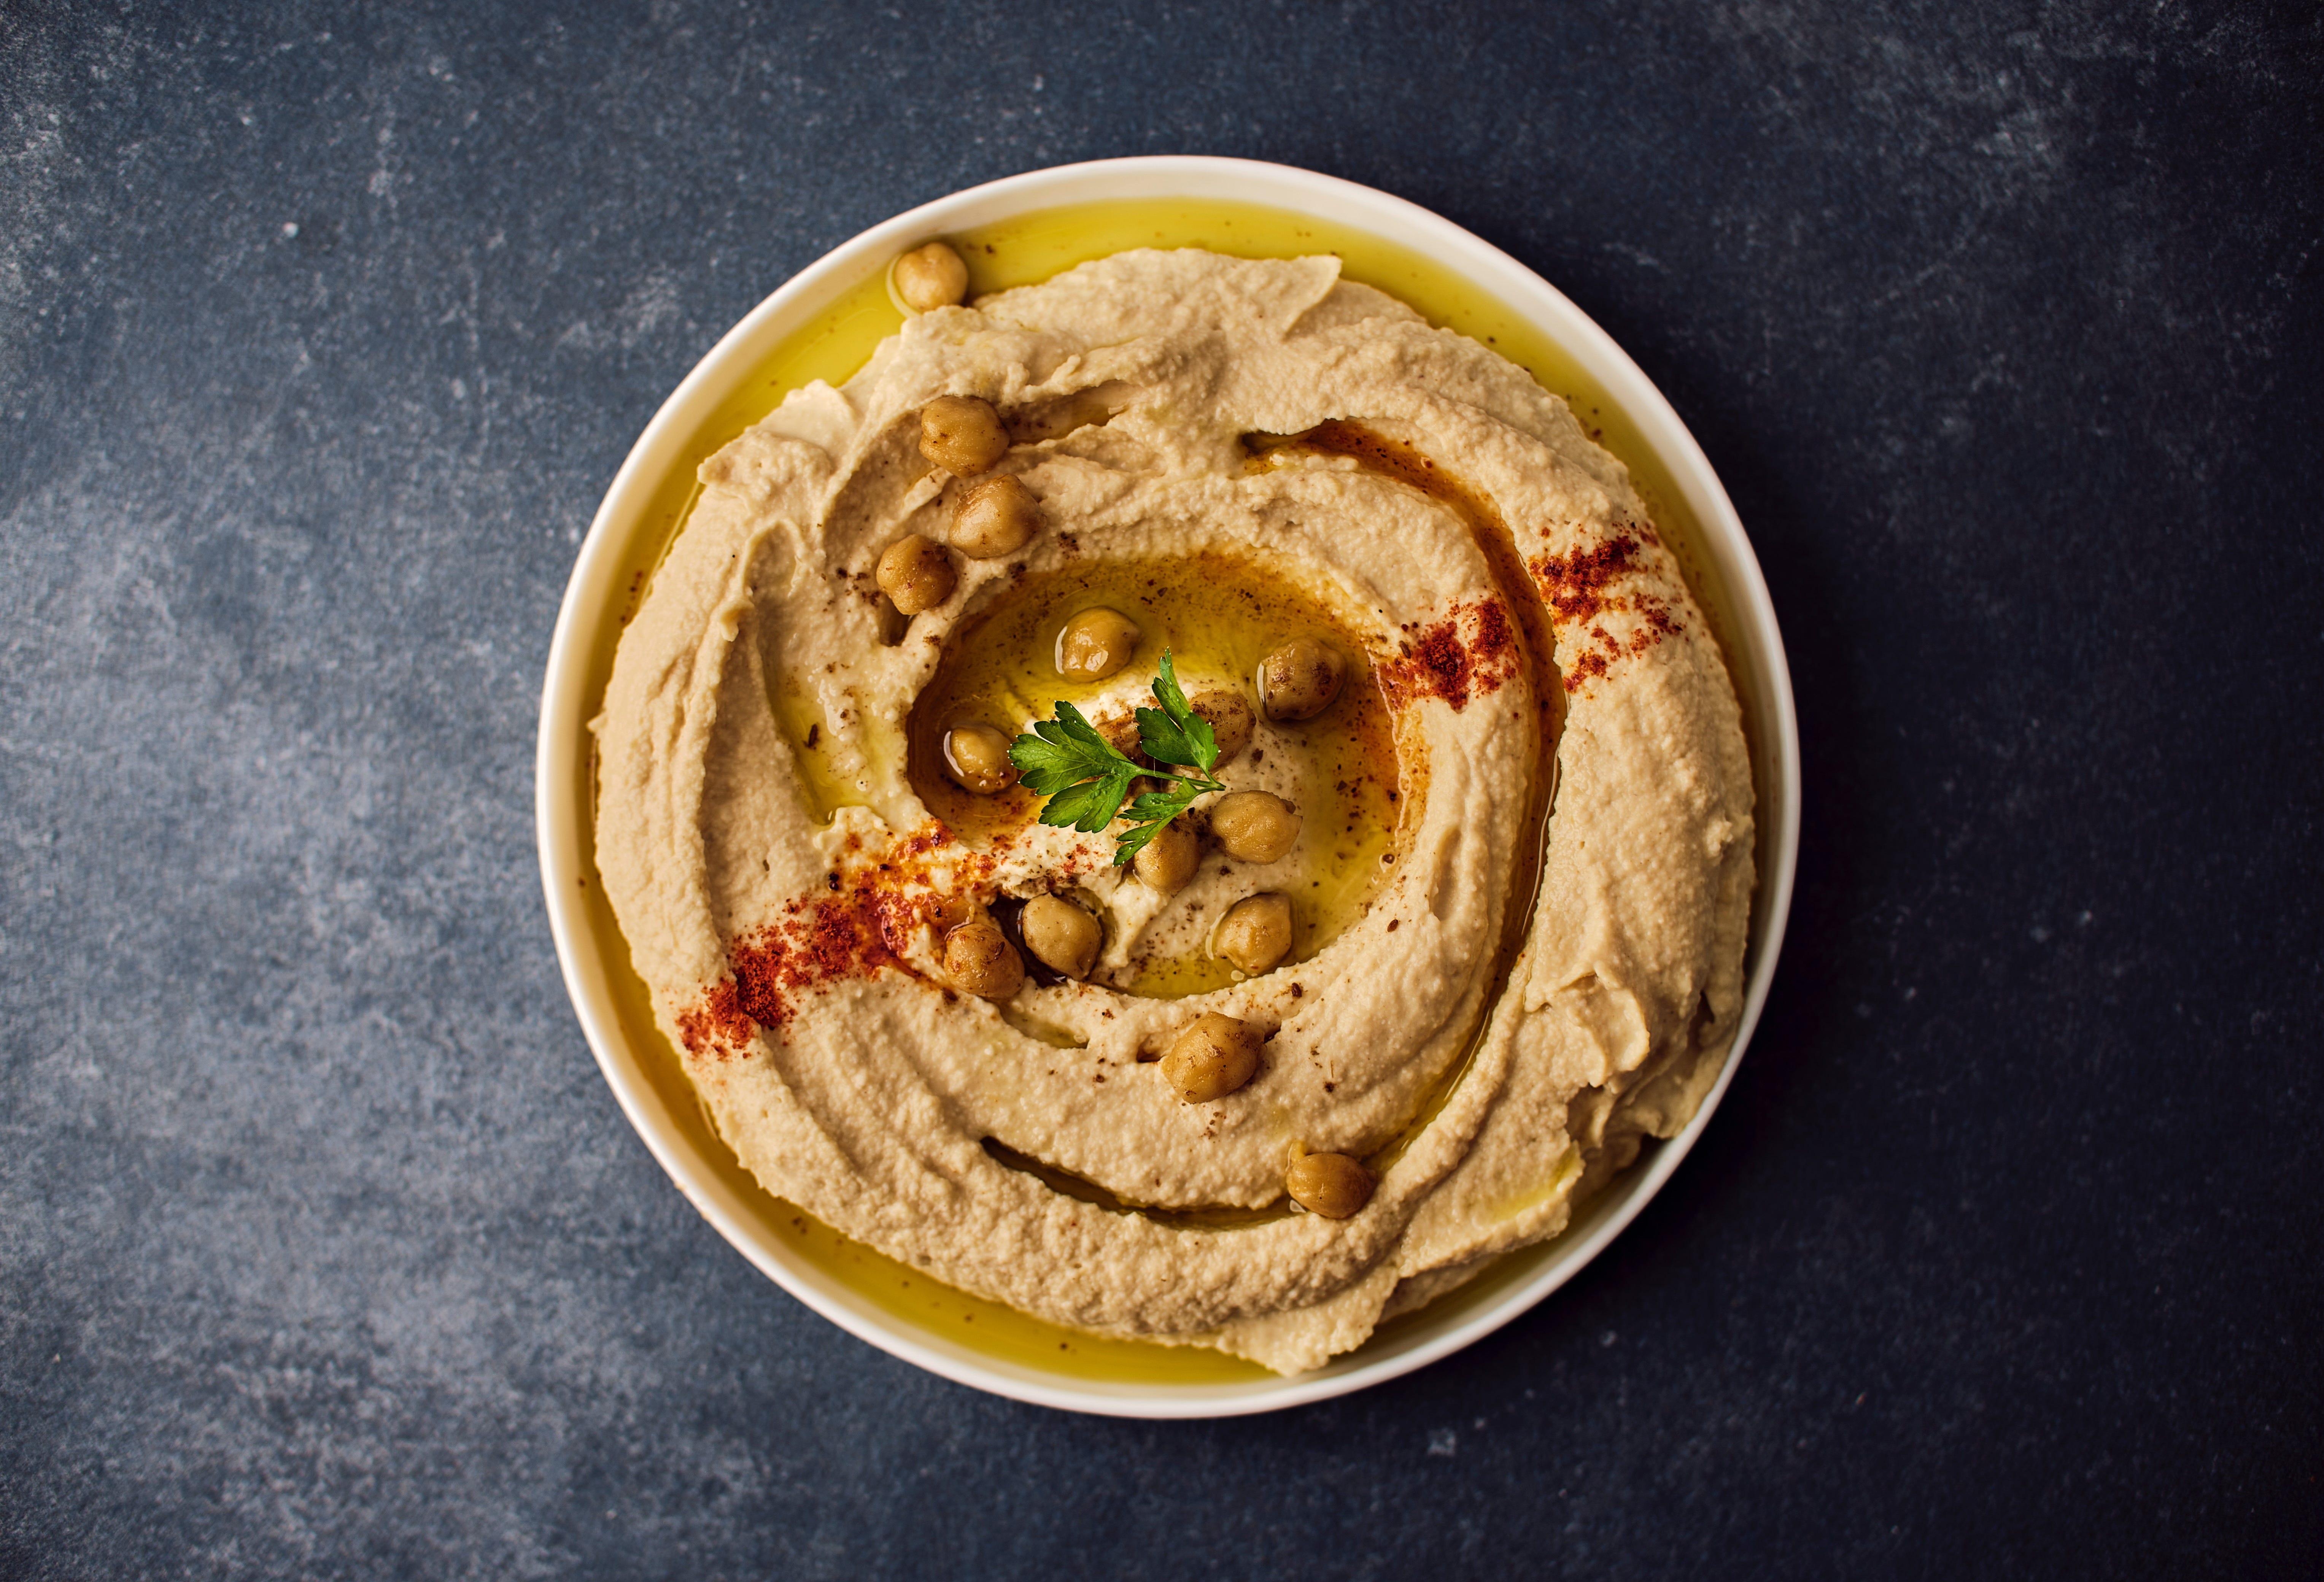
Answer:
[593,250,1755,1374]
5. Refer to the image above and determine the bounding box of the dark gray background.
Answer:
[3,1,2317,1576]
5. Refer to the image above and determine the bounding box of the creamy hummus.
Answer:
[593,249,1754,1374]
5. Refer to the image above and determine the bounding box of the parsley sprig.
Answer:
[1008,650,1225,866]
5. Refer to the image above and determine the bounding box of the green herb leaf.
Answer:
[1111,784,1206,863]
[1122,784,1206,823]
[1007,703,1142,834]
[1041,771,1142,834]
[1006,649,1227,865]
[1135,650,1220,771]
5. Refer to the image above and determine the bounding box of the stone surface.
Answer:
[2,1,2318,1576]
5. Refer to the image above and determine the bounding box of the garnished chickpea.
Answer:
[919,394,1011,477]
[1021,894,1102,980]
[943,918,1024,1001]
[1212,893,1292,976]
[892,241,968,312]
[941,723,1019,795]
[1086,711,1156,800]
[950,474,1042,559]
[876,533,955,616]
[1285,1151,1375,1218]
[1055,607,1141,683]
[1132,821,1200,896]
[1093,711,1145,761]
[1160,1012,1262,1103]
[1209,791,1300,863]
[1258,638,1348,722]
[1188,688,1253,765]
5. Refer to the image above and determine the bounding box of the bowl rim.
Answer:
[536,154,1800,1418]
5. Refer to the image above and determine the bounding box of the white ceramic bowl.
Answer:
[537,156,1799,1417]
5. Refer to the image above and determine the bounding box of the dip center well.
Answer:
[906,551,1406,997]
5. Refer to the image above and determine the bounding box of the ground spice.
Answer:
[1531,533,1643,626]
[1384,596,1520,712]
[1472,597,1514,662]
[1529,527,1682,693]
[1407,621,1474,710]
[677,977,755,1057]
[677,862,942,1057]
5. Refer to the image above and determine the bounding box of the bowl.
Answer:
[536,156,1799,1417]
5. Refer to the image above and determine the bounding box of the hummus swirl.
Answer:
[594,250,1755,1373]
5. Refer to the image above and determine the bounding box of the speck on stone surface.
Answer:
[0,2,2318,1579]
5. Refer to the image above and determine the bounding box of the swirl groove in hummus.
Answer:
[593,249,1755,1374]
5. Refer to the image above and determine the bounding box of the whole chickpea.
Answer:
[1208,791,1301,863]
[950,474,1042,559]
[1284,1151,1375,1218]
[1054,607,1141,683]
[1160,1012,1262,1103]
[1093,711,1146,762]
[1212,893,1293,976]
[941,723,1019,795]
[1020,894,1102,980]
[1258,638,1348,722]
[1132,821,1200,896]
[875,533,956,616]
[943,919,1024,1001]
[892,241,969,312]
[1188,688,1254,765]
[919,395,1011,477]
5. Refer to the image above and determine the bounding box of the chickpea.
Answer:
[925,891,977,932]
[1132,820,1200,896]
[1285,1151,1375,1218]
[1258,638,1348,722]
[1160,1012,1262,1103]
[892,241,969,313]
[1188,688,1253,765]
[1054,607,1141,683]
[1089,712,1156,800]
[1212,893,1293,976]
[943,918,1024,1000]
[1094,711,1146,762]
[1209,791,1301,863]
[876,533,956,616]
[919,394,1011,477]
[1021,894,1102,980]
[941,723,1019,795]
[950,474,1042,559]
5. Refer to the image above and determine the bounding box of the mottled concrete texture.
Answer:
[1,1,2317,1576]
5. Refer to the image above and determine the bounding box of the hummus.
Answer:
[593,249,1755,1374]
